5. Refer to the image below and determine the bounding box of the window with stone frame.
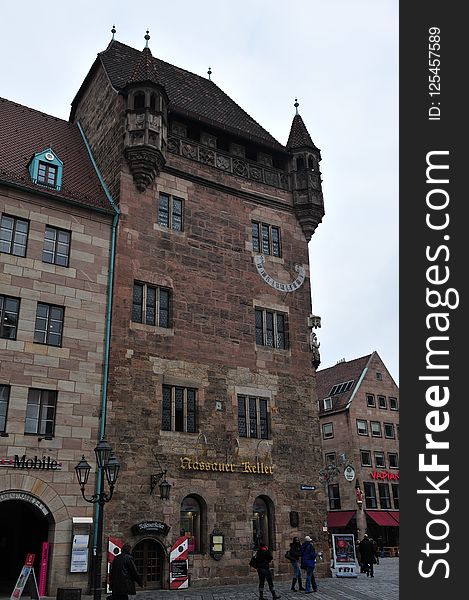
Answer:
[0,214,29,257]
[370,421,382,437]
[360,450,372,467]
[366,393,376,407]
[388,452,399,469]
[378,482,392,509]
[384,422,396,438]
[238,395,269,439]
[374,451,386,468]
[378,395,387,409]
[389,397,399,411]
[251,221,281,257]
[42,226,71,267]
[132,282,171,328]
[328,483,341,509]
[34,303,64,346]
[391,484,399,509]
[0,385,11,433]
[161,385,197,433]
[0,295,20,340]
[255,308,288,349]
[322,422,334,439]
[325,452,337,466]
[356,419,368,436]
[158,193,183,231]
[24,388,57,437]
[364,482,378,509]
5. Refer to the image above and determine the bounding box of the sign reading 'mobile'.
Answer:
[0,455,62,470]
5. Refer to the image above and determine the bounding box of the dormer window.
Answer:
[28,148,63,191]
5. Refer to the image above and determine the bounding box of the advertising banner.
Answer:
[169,535,189,589]
[331,533,357,578]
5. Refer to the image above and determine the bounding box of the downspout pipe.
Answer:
[77,120,120,586]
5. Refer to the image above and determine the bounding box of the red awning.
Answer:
[327,510,356,528]
[366,510,399,526]
[388,511,399,524]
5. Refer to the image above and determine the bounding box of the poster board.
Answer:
[107,536,123,593]
[10,554,40,600]
[169,536,189,589]
[331,533,358,578]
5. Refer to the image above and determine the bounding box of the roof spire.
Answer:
[144,29,150,48]
[207,66,212,80]
[111,25,116,40]
[294,97,299,115]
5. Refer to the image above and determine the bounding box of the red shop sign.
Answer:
[369,470,400,481]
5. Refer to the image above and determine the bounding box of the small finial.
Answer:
[294,98,299,115]
[111,25,116,40]
[207,66,212,80]
[144,29,150,48]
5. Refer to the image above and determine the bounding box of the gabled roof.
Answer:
[71,40,286,152]
[286,113,318,150]
[316,353,372,414]
[0,97,112,213]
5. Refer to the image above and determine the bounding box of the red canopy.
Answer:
[388,511,399,524]
[366,510,399,526]
[327,510,356,527]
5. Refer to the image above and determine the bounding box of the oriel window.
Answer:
[132,283,171,328]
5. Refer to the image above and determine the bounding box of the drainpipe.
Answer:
[77,120,120,588]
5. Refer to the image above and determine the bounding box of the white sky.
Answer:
[0,0,399,383]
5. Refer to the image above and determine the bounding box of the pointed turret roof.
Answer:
[286,113,318,150]
[127,46,163,87]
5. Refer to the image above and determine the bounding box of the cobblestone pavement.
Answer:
[127,558,398,600]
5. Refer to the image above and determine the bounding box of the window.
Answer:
[322,423,334,439]
[328,484,341,510]
[252,222,281,257]
[0,295,20,339]
[34,303,64,346]
[360,450,372,467]
[371,421,382,437]
[384,423,395,438]
[325,452,336,465]
[376,372,383,380]
[255,308,287,349]
[132,283,171,328]
[366,394,376,407]
[378,482,392,509]
[158,193,183,231]
[0,385,10,433]
[238,395,269,439]
[391,484,399,509]
[374,451,386,468]
[0,214,29,257]
[162,385,197,433]
[378,395,387,409]
[356,419,368,436]
[37,162,58,187]
[389,397,399,411]
[329,380,354,396]
[323,397,332,411]
[43,226,71,267]
[24,388,57,436]
[364,482,377,509]
[388,453,399,469]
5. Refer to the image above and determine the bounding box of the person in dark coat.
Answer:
[109,543,143,600]
[254,542,281,599]
[358,534,376,577]
[300,535,317,593]
[288,536,304,591]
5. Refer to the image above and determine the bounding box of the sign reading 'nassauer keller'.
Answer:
[179,457,273,474]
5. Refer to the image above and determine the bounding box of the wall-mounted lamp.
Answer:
[150,448,172,499]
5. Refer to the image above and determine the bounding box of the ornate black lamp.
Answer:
[150,449,172,499]
[75,440,120,600]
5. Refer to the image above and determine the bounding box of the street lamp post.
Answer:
[75,440,120,600]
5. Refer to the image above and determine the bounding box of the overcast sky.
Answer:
[0,0,399,383]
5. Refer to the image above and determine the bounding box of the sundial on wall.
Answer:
[253,254,305,292]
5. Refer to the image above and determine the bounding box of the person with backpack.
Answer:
[252,542,281,599]
[300,535,318,593]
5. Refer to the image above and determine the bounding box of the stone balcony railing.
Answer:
[167,136,290,191]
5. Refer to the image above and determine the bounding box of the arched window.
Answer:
[308,155,316,170]
[252,495,275,549]
[134,92,146,110]
[296,156,305,170]
[180,494,206,554]
[150,92,158,111]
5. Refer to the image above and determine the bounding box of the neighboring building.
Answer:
[316,352,399,551]
[69,32,327,589]
[0,98,114,592]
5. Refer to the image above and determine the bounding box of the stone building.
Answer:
[316,352,400,552]
[0,98,115,592]
[68,32,328,590]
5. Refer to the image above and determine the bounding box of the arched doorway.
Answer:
[133,538,165,589]
[0,498,50,593]
[252,495,275,549]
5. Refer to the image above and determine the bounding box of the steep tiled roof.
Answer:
[0,97,111,212]
[316,354,372,413]
[72,40,285,152]
[286,113,317,149]
[127,46,162,87]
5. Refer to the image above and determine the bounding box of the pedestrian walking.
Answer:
[109,543,143,600]
[253,542,281,599]
[287,536,304,591]
[300,535,318,593]
[358,534,376,578]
